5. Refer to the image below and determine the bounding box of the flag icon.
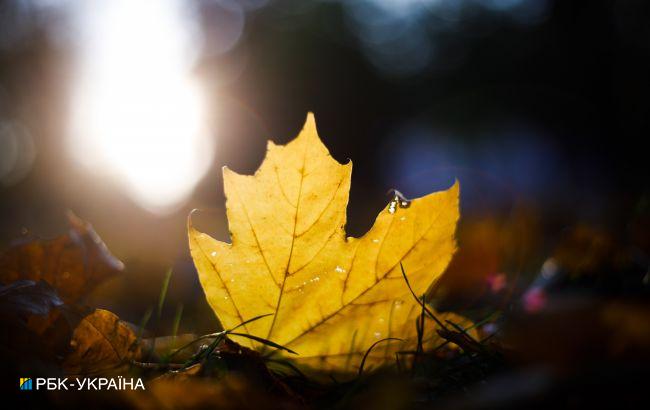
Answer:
[20,378,32,390]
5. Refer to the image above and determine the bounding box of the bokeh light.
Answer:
[68,0,214,214]
[0,120,36,186]
[340,0,550,76]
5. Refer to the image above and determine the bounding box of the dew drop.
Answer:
[400,216,406,221]
[374,331,382,339]
[387,190,411,214]
[372,238,380,244]
[335,266,346,273]
[388,201,397,214]
[211,251,217,257]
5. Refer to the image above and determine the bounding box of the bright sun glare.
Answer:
[69,0,213,214]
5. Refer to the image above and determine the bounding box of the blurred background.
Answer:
[0,0,648,341]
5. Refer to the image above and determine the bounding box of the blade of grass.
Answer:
[171,303,184,345]
[229,332,297,355]
[168,314,274,360]
[432,312,498,352]
[446,319,481,344]
[202,333,226,358]
[167,332,224,360]
[136,306,155,360]
[266,359,307,379]
[184,333,225,369]
[416,294,426,355]
[358,338,403,377]
[400,263,448,330]
[227,313,273,333]
[136,306,153,344]
[157,268,173,319]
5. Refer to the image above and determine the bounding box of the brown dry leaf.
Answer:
[0,280,63,320]
[136,339,301,410]
[63,308,142,376]
[190,113,471,373]
[0,280,69,366]
[0,212,123,304]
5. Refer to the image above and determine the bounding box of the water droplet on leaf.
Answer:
[387,190,411,214]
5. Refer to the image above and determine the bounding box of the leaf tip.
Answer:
[299,111,320,143]
[187,209,203,238]
[450,178,460,196]
[305,111,316,126]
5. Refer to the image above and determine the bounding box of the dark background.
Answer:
[1,0,648,337]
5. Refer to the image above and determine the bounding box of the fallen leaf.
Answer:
[0,280,63,320]
[0,212,124,304]
[190,113,468,373]
[63,308,142,376]
[134,338,302,409]
[155,338,297,396]
[0,280,69,366]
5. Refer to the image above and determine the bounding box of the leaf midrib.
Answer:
[266,139,310,341]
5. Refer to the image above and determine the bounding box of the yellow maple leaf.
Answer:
[189,113,469,373]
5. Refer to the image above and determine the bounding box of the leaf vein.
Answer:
[281,206,447,349]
